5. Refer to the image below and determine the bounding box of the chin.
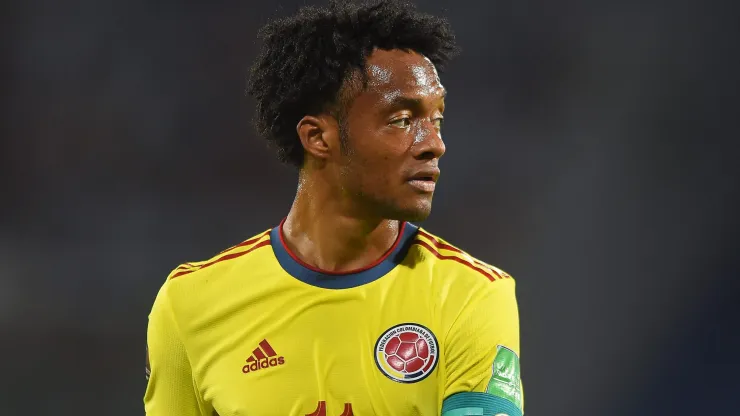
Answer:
[399,210,431,223]
[387,199,433,223]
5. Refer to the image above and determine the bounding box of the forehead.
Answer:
[362,49,444,100]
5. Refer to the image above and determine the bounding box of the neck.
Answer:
[281,173,401,273]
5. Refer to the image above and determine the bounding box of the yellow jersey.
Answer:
[144,221,523,416]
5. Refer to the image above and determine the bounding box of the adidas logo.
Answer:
[242,339,285,373]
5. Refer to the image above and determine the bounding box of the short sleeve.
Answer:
[442,278,523,415]
[144,284,207,416]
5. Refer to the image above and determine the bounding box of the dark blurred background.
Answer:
[2,0,738,414]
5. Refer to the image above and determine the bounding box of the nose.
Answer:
[412,122,446,160]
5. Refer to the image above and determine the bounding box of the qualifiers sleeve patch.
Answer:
[485,345,522,411]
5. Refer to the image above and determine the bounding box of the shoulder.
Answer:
[411,228,518,344]
[412,227,515,286]
[148,228,274,342]
[165,228,273,282]
[152,228,273,319]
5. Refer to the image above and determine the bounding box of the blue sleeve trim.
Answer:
[442,392,522,416]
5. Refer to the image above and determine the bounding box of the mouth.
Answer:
[407,169,440,193]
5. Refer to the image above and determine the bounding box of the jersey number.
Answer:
[305,401,354,416]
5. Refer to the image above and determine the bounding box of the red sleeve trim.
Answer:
[413,239,498,282]
[169,239,271,280]
[416,230,505,280]
[171,230,271,273]
[216,230,272,255]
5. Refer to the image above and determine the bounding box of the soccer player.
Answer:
[144,1,523,415]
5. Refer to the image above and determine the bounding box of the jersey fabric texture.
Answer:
[144,221,522,416]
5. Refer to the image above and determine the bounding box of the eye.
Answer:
[433,117,444,130]
[390,117,411,129]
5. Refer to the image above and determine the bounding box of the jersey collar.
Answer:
[270,219,418,289]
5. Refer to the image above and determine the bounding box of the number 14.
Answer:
[305,400,354,416]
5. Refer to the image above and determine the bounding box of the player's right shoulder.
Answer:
[164,228,273,282]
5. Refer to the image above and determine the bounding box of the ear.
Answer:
[296,115,339,161]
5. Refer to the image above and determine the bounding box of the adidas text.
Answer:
[242,356,285,373]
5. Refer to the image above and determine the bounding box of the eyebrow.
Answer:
[386,89,447,110]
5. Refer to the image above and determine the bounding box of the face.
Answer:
[335,49,447,222]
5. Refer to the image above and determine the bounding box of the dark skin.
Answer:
[282,48,447,272]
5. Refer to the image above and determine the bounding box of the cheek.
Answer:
[343,151,399,198]
[356,154,395,188]
[343,126,408,192]
[350,130,406,168]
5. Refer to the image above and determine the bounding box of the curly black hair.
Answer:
[247,0,459,167]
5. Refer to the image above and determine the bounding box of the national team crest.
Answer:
[374,323,439,383]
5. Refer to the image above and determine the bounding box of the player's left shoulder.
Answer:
[415,227,516,287]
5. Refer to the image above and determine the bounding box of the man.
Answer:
[144,1,523,415]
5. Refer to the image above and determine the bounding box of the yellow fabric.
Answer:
[144,280,210,416]
[144,227,521,416]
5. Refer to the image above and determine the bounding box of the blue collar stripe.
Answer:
[270,222,419,289]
